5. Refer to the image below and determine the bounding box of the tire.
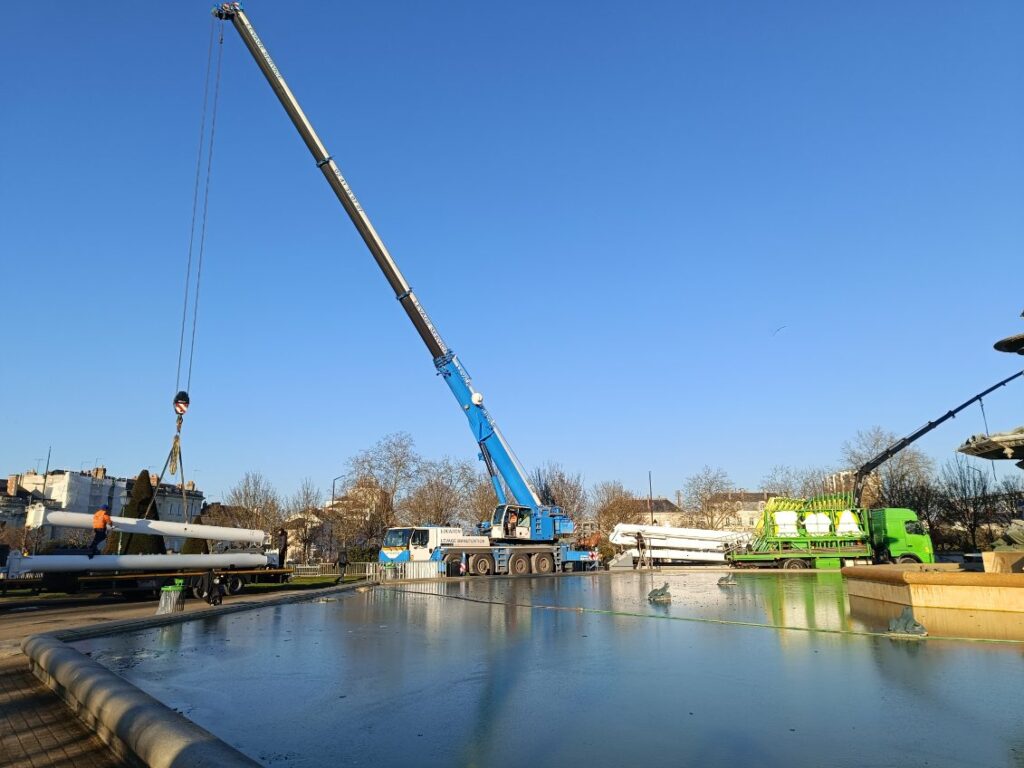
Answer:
[509,553,531,576]
[443,553,464,576]
[896,555,920,564]
[226,575,246,595]
[470,554,495,576]
[781,558,810,570]
[532,553,555,575]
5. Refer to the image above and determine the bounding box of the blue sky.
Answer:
[2,1,1022,503]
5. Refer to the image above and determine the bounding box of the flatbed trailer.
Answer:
[0,576,44,597]
[39,567,294,599]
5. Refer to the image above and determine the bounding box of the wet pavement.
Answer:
[73,572,1024,767]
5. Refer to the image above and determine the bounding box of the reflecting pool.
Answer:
[73,573,1023,767]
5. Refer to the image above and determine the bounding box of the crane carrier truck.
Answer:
[213,4,598,577]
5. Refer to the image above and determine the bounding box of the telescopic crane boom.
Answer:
[851,369,1023,506]
[213,3,572,542]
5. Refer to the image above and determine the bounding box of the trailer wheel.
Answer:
[532,553,555,575]
[896,555,920,564]
[470,554,495,576]
[509,553,531,576]
[226,575,246,595]
[781,558,809,570]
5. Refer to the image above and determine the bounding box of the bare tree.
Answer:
[760,464,840,499]
[402,457,476,527]
[842,426,935,507]
[937,456,993,551]
[346,433,422,545]
[683,466,735,530]
[326,476,386,551]
[225,471,282,533]
[466,473,499,527]
[760,465,802,498]
[530,462,588,521]
[591,481,641,534]
[994,475,1024,528]
[285,477,324,564]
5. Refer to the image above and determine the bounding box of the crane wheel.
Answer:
[781,558,810,570]
[532,553,555,575]
[509,553,531,576]
[470,554,495,576]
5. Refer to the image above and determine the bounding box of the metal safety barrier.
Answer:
[290,564,342,577]
[362,561,444,582]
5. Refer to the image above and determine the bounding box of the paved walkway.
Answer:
[0,653,120,768]
[0,586,351,768]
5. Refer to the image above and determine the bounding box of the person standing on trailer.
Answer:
[88,505,113,559]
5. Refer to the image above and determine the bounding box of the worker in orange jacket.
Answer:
[88,505,113,559]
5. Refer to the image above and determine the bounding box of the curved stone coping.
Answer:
[21,581,369,767]
[23,633,260,768]
[843,565,1024,589]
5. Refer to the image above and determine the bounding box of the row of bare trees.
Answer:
[220,434,620,559]
[679,428,1024,551]
[221,426,1023,561]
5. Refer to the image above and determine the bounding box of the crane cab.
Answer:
[490,505,534,541]
[488,504,575,542]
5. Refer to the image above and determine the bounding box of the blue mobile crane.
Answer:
[213,4,597,575]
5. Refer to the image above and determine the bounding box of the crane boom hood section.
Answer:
[213,4,558,531]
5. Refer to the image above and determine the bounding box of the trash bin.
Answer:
[156,578,185,615]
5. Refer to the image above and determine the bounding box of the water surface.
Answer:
[74,573,1022,767]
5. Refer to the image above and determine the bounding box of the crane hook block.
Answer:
[173,391,191,416]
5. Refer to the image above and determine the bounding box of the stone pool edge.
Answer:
[21,581,368,768]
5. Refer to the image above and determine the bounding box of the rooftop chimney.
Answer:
[6,474,19,496]
[92,466,107,480]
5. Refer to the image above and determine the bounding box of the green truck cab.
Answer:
[868,507,934,564]
[728,496,935,570]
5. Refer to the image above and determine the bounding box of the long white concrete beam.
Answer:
[6,551,272,577]
[38,510,266,545]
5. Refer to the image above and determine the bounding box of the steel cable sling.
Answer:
[142,19,225,525]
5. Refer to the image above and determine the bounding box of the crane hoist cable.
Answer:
[142,20,225,525]
[976,397,1000,483]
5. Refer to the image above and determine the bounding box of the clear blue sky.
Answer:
[2,1,1022,503]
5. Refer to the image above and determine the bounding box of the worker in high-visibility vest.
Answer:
[87,505,113,559]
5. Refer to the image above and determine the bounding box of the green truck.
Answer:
[726,373,1023,570]
[728,494,935,570]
